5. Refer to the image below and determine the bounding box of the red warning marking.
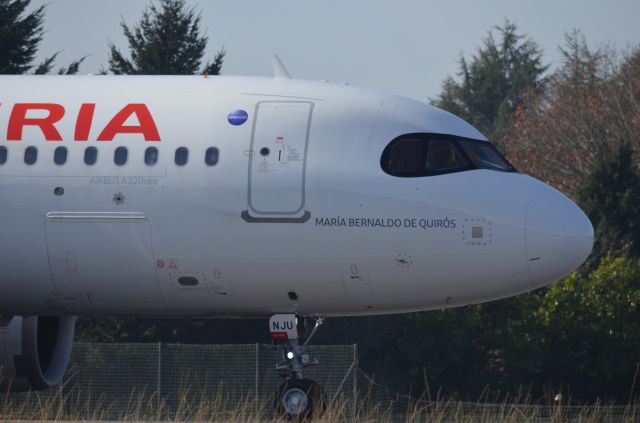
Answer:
[276,136,285,143]
[168,260,178,269]
[271,332,288,341]
[244,149,254,156]
[156,260,165,269]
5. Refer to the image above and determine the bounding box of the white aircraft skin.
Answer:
[0,75,594,319]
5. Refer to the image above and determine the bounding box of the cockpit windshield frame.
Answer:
[380,133,516,177]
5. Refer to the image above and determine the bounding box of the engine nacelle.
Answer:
[0,316,75,391]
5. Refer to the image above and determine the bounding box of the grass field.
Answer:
[2,387,639,422]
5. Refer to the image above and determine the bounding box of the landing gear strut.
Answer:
[269,314,327,420]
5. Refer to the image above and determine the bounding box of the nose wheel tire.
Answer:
[276,379,326,420]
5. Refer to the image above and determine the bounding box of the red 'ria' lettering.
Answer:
[74,103,96,141]
[7,103,65,141]
[97,104,160,141]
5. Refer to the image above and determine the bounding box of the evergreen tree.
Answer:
[579,143,640,263]
[108,0,225,75]
[432,20,547,142]
[31,51,87,75]
[0,0,85,74]
[0,0,45,74]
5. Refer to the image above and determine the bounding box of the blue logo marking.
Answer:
[228,109,248,126]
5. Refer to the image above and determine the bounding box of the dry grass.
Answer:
[1,385,640,423]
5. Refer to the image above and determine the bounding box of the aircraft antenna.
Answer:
[272,54,292,79]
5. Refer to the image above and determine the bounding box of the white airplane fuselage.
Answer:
[0,75,593,318]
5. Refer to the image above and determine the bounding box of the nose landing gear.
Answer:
[276,378,325,420]
[269,314,327,420]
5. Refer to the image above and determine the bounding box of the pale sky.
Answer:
[28,0,640,101]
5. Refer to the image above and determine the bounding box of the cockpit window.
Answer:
[385,137,424,174]
[425,139,469,172]
[457,139,514,171]
[381,133,515,177]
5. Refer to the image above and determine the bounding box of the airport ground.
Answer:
[2,392,640,422]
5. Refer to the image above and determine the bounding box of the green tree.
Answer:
[579,143,640,263]
[0,0,85,74]
[0,0,44,73]
[395,294,545,398]
[432,20,547,142]
[108,0,225,75]
[31,51,87,75]
[537,257,640,400]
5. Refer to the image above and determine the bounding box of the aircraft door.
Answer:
[243,101,313,223]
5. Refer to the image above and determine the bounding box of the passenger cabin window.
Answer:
[114,147,128,166]
[24,147,37,165]
[381,134,514,177]
[145,147,158,166]
[205,147,219,166]
[175,147,188,166]
[84,147,97,165]
[54,146,67,165]
[0,147,6,164]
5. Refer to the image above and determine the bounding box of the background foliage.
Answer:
[107,0,224,75]
[0,0,84,74]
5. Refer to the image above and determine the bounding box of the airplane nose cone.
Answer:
[526,189,594,288]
